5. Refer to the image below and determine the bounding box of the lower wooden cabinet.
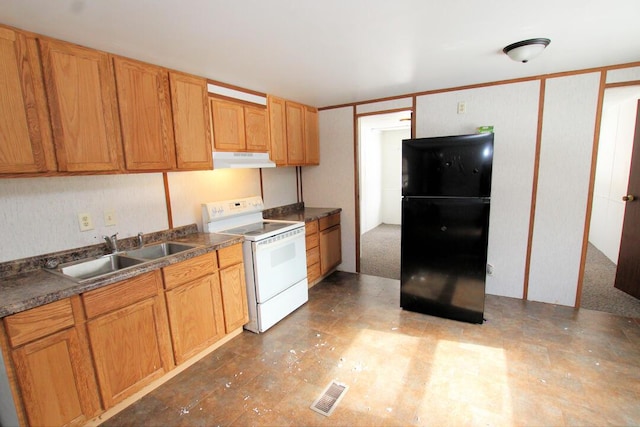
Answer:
[318,213,343,278]
[162,251,233,364]
[305,220,321,286]
[2,298,100,427]
[305,213,342,286]
[218,244,249,332]
[320,223,341,275]
[0,247,249,425]
[83,270,173,409]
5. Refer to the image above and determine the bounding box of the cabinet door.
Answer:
[165,274,226,364]
[86,296,171,408]
[40,38,123,172]
[268,95,287,166]
[11,328,100,427]
[0,28,55,174]
[219,264,249,332]
[113,56,176,171]
[244,105,269,152]
[304,105,320,165]
[169,71,212,170]
[285,101,305,165]
[320,224,342,275]
[210,97,245,151]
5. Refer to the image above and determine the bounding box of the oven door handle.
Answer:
[254,229,304,252]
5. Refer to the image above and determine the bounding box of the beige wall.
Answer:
[302,106,357,273]
[528,72,600,305]
[310,65,640,306]
[416,80,541,300]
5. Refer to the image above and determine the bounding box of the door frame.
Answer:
[576,76,640,306]
[354,107,414,272]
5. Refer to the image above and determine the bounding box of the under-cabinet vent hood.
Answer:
[212,151,276,169]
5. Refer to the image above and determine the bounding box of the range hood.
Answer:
[212,151,276,169]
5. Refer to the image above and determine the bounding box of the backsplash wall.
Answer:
[0,174,168,262]
[0,167,299,263]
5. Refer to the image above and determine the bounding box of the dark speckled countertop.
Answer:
[263,202,341,223]
[0,205,342,319]
[0,225,242,318]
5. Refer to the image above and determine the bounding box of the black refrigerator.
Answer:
[400,133,493,324]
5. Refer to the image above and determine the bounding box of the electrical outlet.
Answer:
[78,213,94,232]
[487,263,494,276]
[104,210,117,226]
[457,101,466,114]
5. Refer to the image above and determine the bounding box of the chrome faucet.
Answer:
[103,233,119,253]
[137,232,144,248]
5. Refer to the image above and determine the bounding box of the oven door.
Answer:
[252,227,307,303]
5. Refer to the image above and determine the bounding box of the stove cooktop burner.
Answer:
[222,221,294,236]
[217,220,304,241]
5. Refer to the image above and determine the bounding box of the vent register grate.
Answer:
[310,380,349,416]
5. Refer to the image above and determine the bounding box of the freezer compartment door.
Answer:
[402,133,493,197]
[400,197,490,324]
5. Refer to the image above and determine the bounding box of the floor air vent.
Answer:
[310,380,349,416]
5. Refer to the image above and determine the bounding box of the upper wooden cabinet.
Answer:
[304,105,320,165]
[113,56,176,171]
[210,97,245,151]
[268,96,320,167]
[285,101,305,165]
[40,38,123,172]
[267,95,288,166]
[244,105,270,152]
[1,23,319,176]
[169,72,212,170]
[210,97,269,152]
[0,28,56,175]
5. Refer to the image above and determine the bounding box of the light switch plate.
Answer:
[78,213,94,232]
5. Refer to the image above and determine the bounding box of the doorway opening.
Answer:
[582,85,640,318]
[357,111,411,280]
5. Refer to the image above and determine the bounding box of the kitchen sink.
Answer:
[124,242,200,260]
[53,254,145,282]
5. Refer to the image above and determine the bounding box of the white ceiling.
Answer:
[2,0,640,107]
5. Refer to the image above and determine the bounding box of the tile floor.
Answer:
[101,272,640,426]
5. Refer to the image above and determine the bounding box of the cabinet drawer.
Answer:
[218,243,243,269]
[83,271,162,318]
[319,213,340,231]
[306,245,320,266]
[305,220,318,236]
[163,252,217,290]
[306,232,319,250]
[4,299,74,347]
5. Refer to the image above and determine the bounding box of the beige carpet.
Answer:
[582,243,640,318]
[360,225,640,319]
[360,224,400,280]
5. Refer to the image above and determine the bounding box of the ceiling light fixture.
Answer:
[503,38,550,63]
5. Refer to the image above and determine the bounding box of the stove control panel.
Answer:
[202,196,264,222]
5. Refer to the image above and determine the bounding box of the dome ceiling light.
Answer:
[503,38,551,63]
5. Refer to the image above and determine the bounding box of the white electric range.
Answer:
[202,196,308,333]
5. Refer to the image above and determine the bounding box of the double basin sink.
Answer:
[49,242,201,283]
